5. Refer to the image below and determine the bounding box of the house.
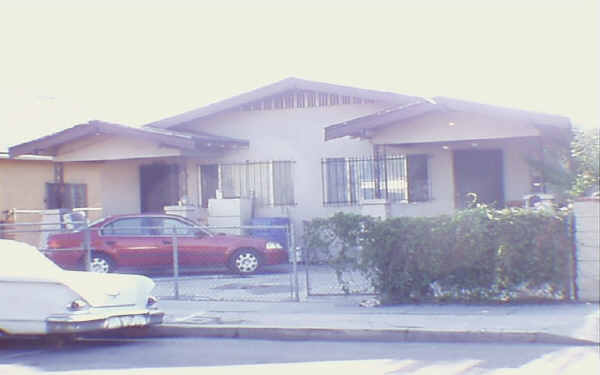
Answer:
[6,77,571,245]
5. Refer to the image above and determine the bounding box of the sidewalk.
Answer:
[144,296,600,345]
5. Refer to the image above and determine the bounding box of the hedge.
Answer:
[303,206,574,303]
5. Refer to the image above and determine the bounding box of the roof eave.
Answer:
[324,98,573,142]
[324,101,437,141]
[8,121,249,159]
[144,77,422,130]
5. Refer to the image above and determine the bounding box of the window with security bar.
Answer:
[45,183,88,209]
[217,161,295,207]
[321,155,429,205]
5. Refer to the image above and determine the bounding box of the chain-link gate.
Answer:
[302,243,374,296]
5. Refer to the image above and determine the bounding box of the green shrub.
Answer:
[303,206,573,303]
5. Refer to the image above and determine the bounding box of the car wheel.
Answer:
[89,253,113,273]
[230,249,261,275]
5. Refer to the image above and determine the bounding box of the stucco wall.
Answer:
[574,199,600,302]
[0,158,53,213]
[98,160,142,217]
[181,104,388,232]
[385,137,537,216]
[0,158,53,245]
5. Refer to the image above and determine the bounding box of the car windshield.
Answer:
[87,217,107,228]
[0,240,63,277]
[195,224,214,236]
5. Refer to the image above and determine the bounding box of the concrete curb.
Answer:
[143,324,599,346]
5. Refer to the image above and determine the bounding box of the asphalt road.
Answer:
[1,337,598,374]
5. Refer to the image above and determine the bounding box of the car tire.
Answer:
[89,252,114,273]
[230,248,261,275]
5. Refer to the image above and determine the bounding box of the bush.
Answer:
[303,206,573,303]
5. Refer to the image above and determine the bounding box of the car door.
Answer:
[99,217,169,269]
[157,218,226,267]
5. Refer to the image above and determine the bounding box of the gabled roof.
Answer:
[144,77,425,130]
[9,120,249,158]
[324,97,572,141]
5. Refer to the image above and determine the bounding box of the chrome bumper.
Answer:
[46,309,164,334]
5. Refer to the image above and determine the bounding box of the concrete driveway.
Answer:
[150,264,373,302]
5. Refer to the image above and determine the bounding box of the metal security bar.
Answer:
[218,160,295,206]
[321,155,408,205]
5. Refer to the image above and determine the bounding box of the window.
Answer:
[45,183,87,209]
[214,161,295,206]
[324,158,353,204]
[272,161,295,205]
[407,154,430,202]
[101,218,146,236]
[158,218,195,236]
[322,154,429,205]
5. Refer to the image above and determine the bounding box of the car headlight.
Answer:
[266,241,283,250]
[67,299,90,311]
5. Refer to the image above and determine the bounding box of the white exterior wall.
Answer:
[100,160,144,217]
[384,135,538,217]
[177,105,545,237]
[180,104,387,232]
[574,199,600,302]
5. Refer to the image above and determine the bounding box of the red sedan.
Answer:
[44,214,289,275]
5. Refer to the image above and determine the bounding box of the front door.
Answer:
[200,165,219,208]
[140,163,179,213]
[453,149,504,209]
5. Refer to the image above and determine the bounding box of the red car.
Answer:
[44,214,289,275]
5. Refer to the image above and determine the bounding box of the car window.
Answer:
[158,218,195,236]
[101,218,145,236]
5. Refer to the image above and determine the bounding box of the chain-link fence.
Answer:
[301,245,374,297]
[0,213,304,302]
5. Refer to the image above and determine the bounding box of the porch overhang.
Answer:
[324,97,572,142]
[8,120,249,160]
[324,100,438,141]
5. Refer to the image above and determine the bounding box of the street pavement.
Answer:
[142,296,600,346]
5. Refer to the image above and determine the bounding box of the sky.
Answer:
[0,0,598,151]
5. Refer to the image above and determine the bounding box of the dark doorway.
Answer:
[140,163,179,213]
[200,165,219,208]
[453,149,504,209]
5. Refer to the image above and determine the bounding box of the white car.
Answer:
[0,239,163,337]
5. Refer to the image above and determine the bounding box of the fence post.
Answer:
[305,236,311,297]
[172,236,180,300]
[568,212,578,300]
[290,223,300,302]
[83,222,91,272]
